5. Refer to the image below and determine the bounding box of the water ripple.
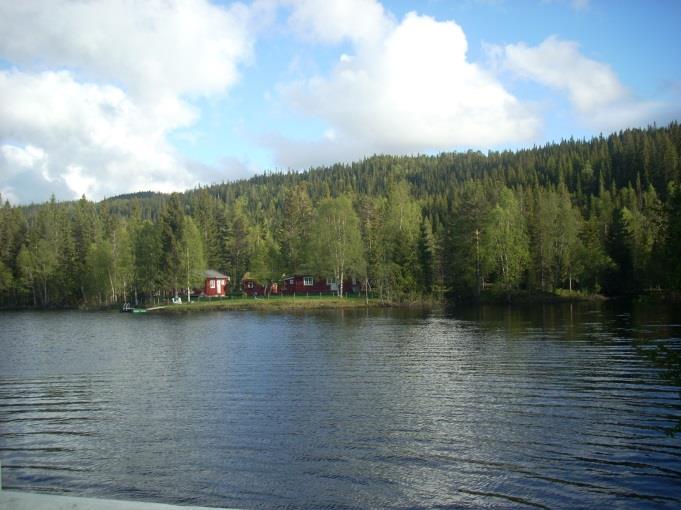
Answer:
[0,303,680,509]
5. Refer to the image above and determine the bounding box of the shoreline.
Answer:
[148,296,393,313]
[3,290,679,313]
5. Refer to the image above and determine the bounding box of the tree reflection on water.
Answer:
[638,343,681,436]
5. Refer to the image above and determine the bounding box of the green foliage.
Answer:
[482,188,530,292]
[1,123,680,307]
[417,218,434,295]
[279,183,313,274]
[379,181,420,298]
[665,185,681,290]
[308,195,365,297]
[0,260,14,298]
[443,181,490,297]
[248,227,281,287]
[85,240,115,304]
[159,193,185,293]
[134,221,163,303]
[181,216,207,300]
[604,208,636,294]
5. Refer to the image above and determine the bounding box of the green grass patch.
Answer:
[151,294,383,313]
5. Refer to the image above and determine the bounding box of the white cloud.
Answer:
[262,132,372,170]
[494,36,666,131]
[285,0,393,46]
[0,0,256,203]
[0,0,252,99]
[0,70,197,201]
[499,36,625,113]
[272,9,540,168]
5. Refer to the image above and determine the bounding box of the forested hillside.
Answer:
[1,123,680,307]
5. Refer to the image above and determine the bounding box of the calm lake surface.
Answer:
[1,302,680,509]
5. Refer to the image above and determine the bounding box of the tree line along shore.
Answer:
[0,123,680,310]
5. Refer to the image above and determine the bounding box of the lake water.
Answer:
[1,302,680,509]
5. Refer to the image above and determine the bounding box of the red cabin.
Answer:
[241,272,279,297]
[203,270,230,297]
[281,275,359,295]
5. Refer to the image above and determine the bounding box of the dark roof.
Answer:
[204,270,228,279]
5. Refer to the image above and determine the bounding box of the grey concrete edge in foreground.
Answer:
[0,491,242,510]
[0,461,240,510]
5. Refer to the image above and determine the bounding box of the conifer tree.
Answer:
[159,193,185,295]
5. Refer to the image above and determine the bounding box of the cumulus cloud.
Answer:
[0,0,255,203]
[272,7,540,168]
[285,0,393,46]
[261,131,373,170]
[0,0,252,99]
[0,70,198,202]
[493,36,666,131]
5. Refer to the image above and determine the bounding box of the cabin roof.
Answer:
[204,269,228,279]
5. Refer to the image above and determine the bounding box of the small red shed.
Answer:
[203,270,230,297]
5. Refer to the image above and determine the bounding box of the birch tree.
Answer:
[483,188,530,292]
[309,195,365,297]
[181,216,206,302]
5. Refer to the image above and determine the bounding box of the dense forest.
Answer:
[1,123,680,308]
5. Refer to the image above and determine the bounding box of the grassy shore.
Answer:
[150,295,387,313]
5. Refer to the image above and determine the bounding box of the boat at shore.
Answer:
[120,303,147,313]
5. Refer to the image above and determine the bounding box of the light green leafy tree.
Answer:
[85,240,114,304]
[181,216,206,302]
[483,188,530,292]
[248,225,281,296]
[554,186,583,291]
[378,182,420,300]
[280,183,313,274]
[0,259,14,302]
[134,221,164,304]
[17,240,58,306]
[309,195,365,297]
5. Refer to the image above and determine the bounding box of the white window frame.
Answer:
[209,279,215,289]
[303,276,313,286]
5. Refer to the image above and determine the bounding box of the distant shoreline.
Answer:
[2,290,679,313]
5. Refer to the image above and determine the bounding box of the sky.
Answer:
[1,0,680,204]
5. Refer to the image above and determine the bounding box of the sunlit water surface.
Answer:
[1,302,680,509]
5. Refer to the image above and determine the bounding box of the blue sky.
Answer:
[1,0,680,203]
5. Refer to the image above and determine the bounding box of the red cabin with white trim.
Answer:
[203,270,230,297]
[280,275,359,295]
